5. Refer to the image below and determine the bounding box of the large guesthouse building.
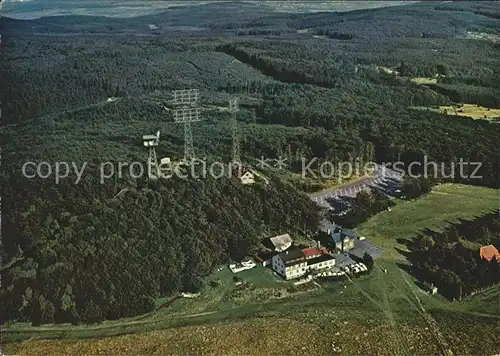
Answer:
[272,246,335,280]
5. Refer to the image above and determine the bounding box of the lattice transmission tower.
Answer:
[172,89,201,163]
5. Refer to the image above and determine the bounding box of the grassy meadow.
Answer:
[410,104,500,121]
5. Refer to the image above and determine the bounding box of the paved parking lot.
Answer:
[310,166,404,211]
[331,240,382,268]
[332,253,355,267]
[349,239,383,259]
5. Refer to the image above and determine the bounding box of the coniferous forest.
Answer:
[1,1,500,325]
[404,213,500,300]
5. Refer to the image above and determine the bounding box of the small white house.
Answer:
[423,281,438,295]
[240,171,255,185]
[269,233,293,252]
[180,292,200,298]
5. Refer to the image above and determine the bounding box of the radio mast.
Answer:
[142,130,160,179]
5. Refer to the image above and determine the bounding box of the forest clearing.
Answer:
[410,104,500,120]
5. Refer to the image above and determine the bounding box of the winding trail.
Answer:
[345,271,412,356]
[398,270,453,356]
[3,311,217,333]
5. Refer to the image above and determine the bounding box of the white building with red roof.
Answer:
[272,246,335,280]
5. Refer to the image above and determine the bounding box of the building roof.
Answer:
[277,246,306,266]
[241,171,254,178]
[331,228,357,244]
[302,247,327,258]
[331,232,342,244]
[341,229,357,238]
[256,250,275,261]
[306,254,335,266]
[480,245,500,262]
[270,233,293,249]
[330,230,355,243]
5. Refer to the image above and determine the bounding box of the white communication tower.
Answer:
[142,130,160,179]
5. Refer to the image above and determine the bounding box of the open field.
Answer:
[357,183,499,261]
[3,184,500,355]
[464,31,500,43]
[377,66,400,75]
[410,104,500,120]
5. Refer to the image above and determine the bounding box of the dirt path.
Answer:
[4,311,218,334]
[345,272,412,356]
[380,278,412,356]
[398,270,453,356]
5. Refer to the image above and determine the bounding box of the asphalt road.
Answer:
[310,165,404,210]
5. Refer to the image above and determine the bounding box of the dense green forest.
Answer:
[404,212,500,300]
[1,1,500,325]
[1,170,321,325]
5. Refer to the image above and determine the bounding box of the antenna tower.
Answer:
[229,97,241,165]
[173,89,201,163]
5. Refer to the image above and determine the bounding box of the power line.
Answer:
[229,97,241,166]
